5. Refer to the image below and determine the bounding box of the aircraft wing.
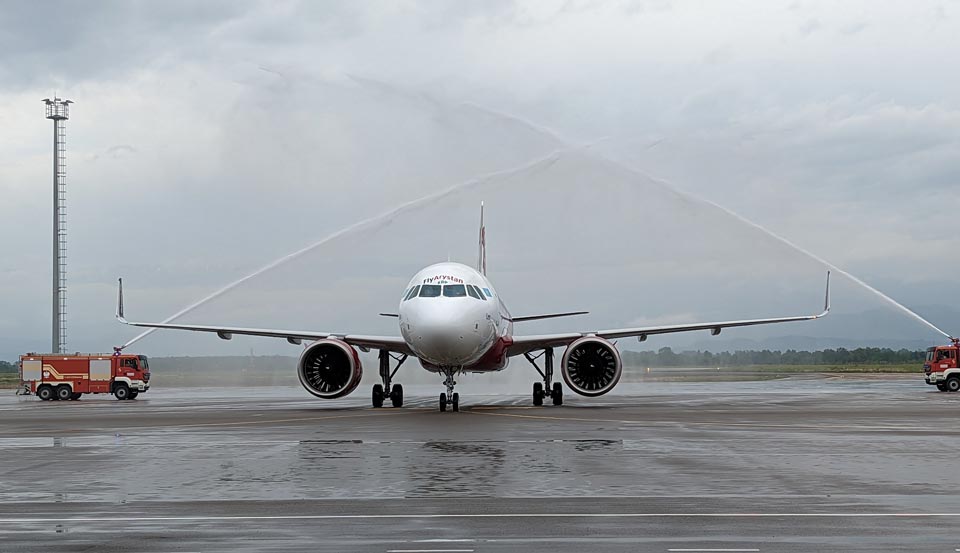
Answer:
[508,272,831,357]
[115,281,413,355]
[118,318,414,355]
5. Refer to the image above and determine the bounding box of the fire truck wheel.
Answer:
[114,384,130,400]
[56,385,73,401]
[946,377,960,393]
[128,391,139,400]
[937,383,949,392]
[37,386,54,401]
[70,393,82,400]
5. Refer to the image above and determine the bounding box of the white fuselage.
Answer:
[398,262,511,370]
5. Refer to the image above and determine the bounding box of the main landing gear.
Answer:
[372,350,408,408]
[439,369,460,412]
[524,348,563,406]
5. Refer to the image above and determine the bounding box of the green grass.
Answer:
[717,364,921,373]
[0,373,20,389]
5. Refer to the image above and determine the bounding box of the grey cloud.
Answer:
[0,0,253,89]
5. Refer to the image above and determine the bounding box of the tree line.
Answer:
[0,360,17,373]
[622,347,926,367]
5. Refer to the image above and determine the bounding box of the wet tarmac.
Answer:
[2,375,959,552]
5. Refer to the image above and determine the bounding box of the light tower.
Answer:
[44,97,72,354]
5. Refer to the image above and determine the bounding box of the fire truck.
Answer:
[924,338,960,392]
[18,353,150,401]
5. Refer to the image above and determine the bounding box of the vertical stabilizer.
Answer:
[477,202,487,275]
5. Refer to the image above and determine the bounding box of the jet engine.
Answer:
[297,339,363,399]
[560,336,622,397]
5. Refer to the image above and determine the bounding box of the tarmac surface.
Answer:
[2,374,959,552]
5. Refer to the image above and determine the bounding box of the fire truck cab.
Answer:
[924,340,960,392]
[19,353,150,401]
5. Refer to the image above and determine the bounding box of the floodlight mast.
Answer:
[44,97,71,354]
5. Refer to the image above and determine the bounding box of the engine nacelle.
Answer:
[297,339,363,399]
[561,336,622,397]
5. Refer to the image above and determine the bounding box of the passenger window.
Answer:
[419,284,441,298]
[466,285,481,300]
[443,284,467,297]
[405,286,420,301]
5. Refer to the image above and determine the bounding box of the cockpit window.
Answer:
[419,284,441,298]
[482,287,493,298]
[405,285,420,301]
[442,284,467,297]
[466,285,482,300]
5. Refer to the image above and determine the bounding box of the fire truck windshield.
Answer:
[138,355,149,370]
[926,349,935,362]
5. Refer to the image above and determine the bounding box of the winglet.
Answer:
[823,270,831,315]
[116,278,127,323]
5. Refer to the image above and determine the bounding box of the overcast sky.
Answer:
[1,0,958,359]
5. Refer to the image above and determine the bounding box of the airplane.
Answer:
[117,204,831,412]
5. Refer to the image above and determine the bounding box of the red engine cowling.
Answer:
[297,339,363,399]
[561,336,622,397]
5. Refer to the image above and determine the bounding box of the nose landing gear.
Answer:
[524,348,563,406]
[439,370,460,412]
[372,350,408,408]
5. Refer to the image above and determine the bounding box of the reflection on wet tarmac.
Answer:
[3,377,960,551]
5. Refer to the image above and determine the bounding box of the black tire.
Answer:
[128,391,139,400]
[452,392,460,412]
[70,393,82,400]
[372,384,384,408]
[56,385,72,401]
[439,392,447,412]
[114,384,130,401]
[390,384,404,408]
[37,386,54,401]
[552,382,563,406]
[533,382,544,406]
[937,383,949,392]
[947,377,960,393]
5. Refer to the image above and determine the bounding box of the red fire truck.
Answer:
[924,338,960,392]
[19,353,150,401]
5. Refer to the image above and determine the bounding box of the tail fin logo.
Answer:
[478,202,487,275]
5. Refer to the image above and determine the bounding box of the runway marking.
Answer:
[388,550,474,552]
[2,513,960,524]
[668,549,759,552]
[667,548,760,551]
[465,409,950,432]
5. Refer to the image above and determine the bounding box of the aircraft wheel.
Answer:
[390,384,404,408]
[532,382,544,406]
[947,376,960,393]
[452,392,460,412]
[56,385,73,401]
[37,386,54,401]
[372,384,384,408]
[439,392,447,412]
[552,382,563,406]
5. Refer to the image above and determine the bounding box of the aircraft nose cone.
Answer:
[417,325,480,365]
